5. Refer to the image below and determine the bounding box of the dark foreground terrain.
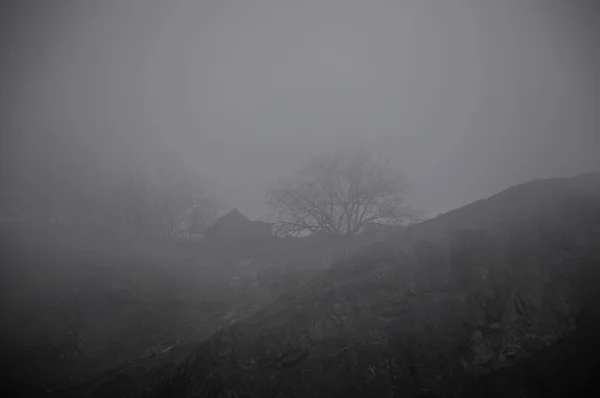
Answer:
[2,173,600,397]
[0,224,331,397]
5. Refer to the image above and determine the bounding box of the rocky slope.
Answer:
[150,173,600,398]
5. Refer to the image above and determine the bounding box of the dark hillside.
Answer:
[0,223,331,397]
[149,173,600,398]
[3,173,599,397]
[408,173,600,240]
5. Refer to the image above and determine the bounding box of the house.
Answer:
[204,209,273,246]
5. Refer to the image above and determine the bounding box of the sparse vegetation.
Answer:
[2,1,597,396]
[268,149,420,237]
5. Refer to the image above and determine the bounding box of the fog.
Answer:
[3,2,600,396]
[1,0,598,218]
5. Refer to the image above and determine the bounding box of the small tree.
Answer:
[267,149,418,237]
[110,164,218,239]
[187,197,219,238]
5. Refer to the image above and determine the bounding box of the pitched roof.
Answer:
[216,208,249,224]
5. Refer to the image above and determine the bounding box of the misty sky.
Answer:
[2,0,598,219]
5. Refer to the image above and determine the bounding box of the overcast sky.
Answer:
[2,0,598,219]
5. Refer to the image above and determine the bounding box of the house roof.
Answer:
[207,209,274,233]
[208,209,252,230]
[218,208,249,223]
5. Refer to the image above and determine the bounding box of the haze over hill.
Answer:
[2,0,599,219]
[1,1,600,397]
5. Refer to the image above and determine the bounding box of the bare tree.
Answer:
[111,163,218,239]
[267,149,418,237]
[149,174,217,238]
[187,197,220,238]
